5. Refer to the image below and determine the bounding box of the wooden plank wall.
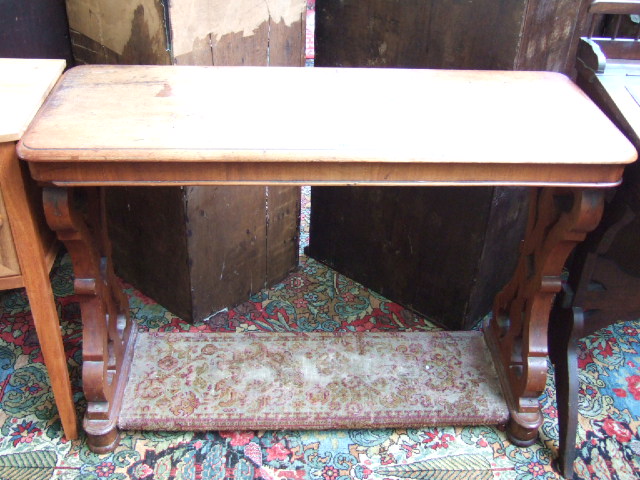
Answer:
[66,0,171,65]
[516,0,593,73]
[315,0,526,70]
[65,0,305,321]
[310,0,591,329]
[168,0,304,320]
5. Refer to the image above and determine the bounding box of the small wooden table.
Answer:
[0,58,77,440]
[17,65,636,453]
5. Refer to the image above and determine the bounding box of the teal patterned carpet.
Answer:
[0,187,638,479]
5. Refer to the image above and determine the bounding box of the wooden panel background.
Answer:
[309,0,590,329]
[66,0,170,65]
[102,187,192,319]
[66,0,305,321]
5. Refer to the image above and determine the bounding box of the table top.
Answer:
[0,58,66,143]
[18,65,637,187]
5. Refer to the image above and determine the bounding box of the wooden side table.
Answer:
[0,58,77,440]
[17,65,636,452]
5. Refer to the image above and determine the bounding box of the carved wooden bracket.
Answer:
[486,187,605,445]
[43,187,137,453]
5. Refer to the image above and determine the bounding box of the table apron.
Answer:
[26,161,626,188]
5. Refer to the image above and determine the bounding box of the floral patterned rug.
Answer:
[0,184,639,479]
[119,331,508,431]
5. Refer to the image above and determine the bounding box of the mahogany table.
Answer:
[17,65,636,453]
[0,58,77,440]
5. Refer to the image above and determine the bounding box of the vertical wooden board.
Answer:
[315,0,525,70]
[516,0,593,73]
[315,0,432,68]
[211,23,271,66]
[168,0,304,320]
[464,187,529,328]
[307,187,494,329]
[185,186,267,320]
[174,23,271,66]
[269,15,307,67]
[266,186,301,285]
[74,0,305,322]
[65,0,170,65]
[169,0,307,66]
[311,0,543,329]
[307,187,427,304]
[106,187,192,320]
[424,0,526,70]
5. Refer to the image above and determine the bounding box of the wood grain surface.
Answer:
[19,66,636,171]
[0,58,65,142]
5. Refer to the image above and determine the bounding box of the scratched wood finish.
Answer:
[19,67,635,171]
[547,306,583,480]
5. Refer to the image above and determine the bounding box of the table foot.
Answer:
[486,187,604,444]
[506,411,543,446]
[43,187,136,453]
[84,419,120,454]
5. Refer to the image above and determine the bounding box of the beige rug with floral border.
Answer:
[119,330,509,431]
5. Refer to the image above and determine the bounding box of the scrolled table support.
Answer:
[42,187,137,453]
[485,187,605,446]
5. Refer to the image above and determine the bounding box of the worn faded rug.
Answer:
[119,331,508,431]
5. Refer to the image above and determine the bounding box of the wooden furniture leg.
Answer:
[43,186,137,453]
[548,305,583,479]
[485,187,605,446]
[0,143,78,439]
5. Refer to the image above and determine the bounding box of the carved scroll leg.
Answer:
[43,187,137,453]
[485,187,604,446]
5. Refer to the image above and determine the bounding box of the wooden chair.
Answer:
[0,58,77,440]
[550,1,640,477]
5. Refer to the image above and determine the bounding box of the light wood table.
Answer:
[0,58,77,440]
[17,65,636,453]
